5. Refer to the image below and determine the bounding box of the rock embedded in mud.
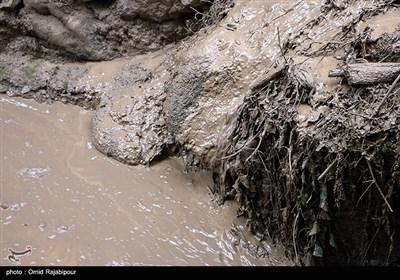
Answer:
[21,86,31,94]
[92,92,168,165]
[0,0,211,61]
[92,60,170,165]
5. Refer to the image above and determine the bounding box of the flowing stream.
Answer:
[0,96,290,266]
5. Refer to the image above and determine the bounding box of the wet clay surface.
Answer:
[0,97,291,266]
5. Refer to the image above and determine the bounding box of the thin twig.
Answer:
[277,27,288,65]
[251,66,286,92]
[218,131,261,160]
[362,227,380,265]
[349,111,375,121]
[288,130,293,175]
[292,211,300,264]
[374,73,400,115]
[218,146,253,160]
[356,182,374,207]
[366,160,393,213]
[190,6,212,19]
[262,0,300,28]
[258,151,269,172]
[245,125,268,162]
[317,158,337,181]
[386,230,395,265]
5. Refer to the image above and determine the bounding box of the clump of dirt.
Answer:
[212,1,400,266]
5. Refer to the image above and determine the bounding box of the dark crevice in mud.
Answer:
[186,0,235,32]
[149,141,208,175]
[15,0,24,11]
[87,0,116,9]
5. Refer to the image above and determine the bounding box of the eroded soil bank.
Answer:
[0,96,290,266]
[1,0,400,266]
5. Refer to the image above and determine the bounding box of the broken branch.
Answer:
[318,159,337,181]
[328,63,400,85]
[366,160,393,213]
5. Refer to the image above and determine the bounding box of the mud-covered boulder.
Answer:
[25,6,107,61]
[160,0,400,266]
[0,0,211,61]
[92,93,167,165]
[91,57,170,165]
[162,0,283,165]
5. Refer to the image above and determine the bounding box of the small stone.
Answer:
[21,86,31,94]
[38,223,46,231]
[48,234,56,240]
[0,204,9,210]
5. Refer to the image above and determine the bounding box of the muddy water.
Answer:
[0,97,290,266]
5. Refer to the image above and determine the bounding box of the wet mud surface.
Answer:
[0,96,291,266]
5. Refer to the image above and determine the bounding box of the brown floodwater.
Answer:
[0,96,290,266]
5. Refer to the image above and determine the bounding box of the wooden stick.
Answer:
[328,63,400,85]
[318,159,337,181]
[366,160,393,213]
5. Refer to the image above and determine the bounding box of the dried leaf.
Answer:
[319,187,328,210]
[329,233,336,248]
[320,201,329,211]
[239,175,250,189]
[313,244,323,258]
[281,207,288,223]
[309,222,320,236]
[301,158,309,170]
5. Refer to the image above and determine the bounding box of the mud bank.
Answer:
[0,96,290,266]
[1,0,400,266]
[211,1,400,266]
